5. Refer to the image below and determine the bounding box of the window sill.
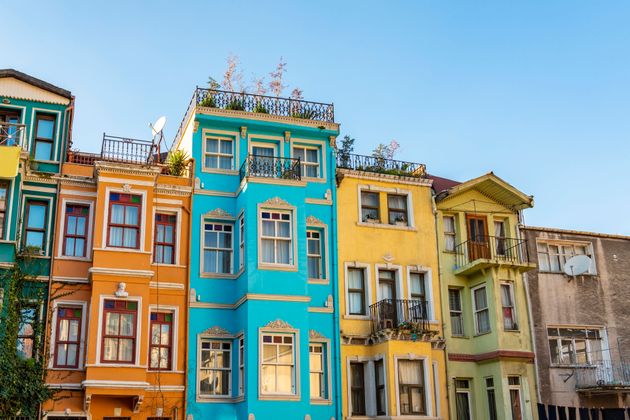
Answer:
[152,263,186,268]
[55,255,92,262]
[94,247,151,254]
[196,395,238,403]
[31,159,59,164]
[473,331,492,337]
[356,221,417,231]
[200,168,239,175]
[258,263,298,272]
[86,363,147,368]
[302,176,326,183]
[451,334,470,339]
[343,314,371,320]
[49,366,85,371]
[259,393,300,401]
[310,398,332,405]
[18,252,50,259]
[200,268,244,279]
[443,250,457,254]
[308,278,329,285]
[504,328,521,333]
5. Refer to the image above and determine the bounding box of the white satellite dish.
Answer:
[150,116,167,137]
[563,255,592,276]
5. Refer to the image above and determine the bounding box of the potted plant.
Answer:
[364,214,380,223]
[394,215,407,226]
[167,150,189,176]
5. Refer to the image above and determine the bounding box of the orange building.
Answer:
[43,137,192,420]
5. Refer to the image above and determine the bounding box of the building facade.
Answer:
[522,226,630,410]
[433,173,539,420]
[175,89,341,419]
[335,154,449,419]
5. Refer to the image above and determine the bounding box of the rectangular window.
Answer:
[54,306,82,368]
[398,359,426,415]
[0,110,21,146]
[547,326,603,366]
[486,377,498,420]
[149,312,173,370]
[537,241,596,274]
[361,191,380,222]
[154,214,176,264]
[63,204,89,258]
[307,230,322,279]
[473,285,490,334]
[260,211,292,265]
[494,220,507,256]
[203,223,233,274]
[387,194,408,225]
[24,200,48,251]
[375,359,386,415]
[449,288,464,336]
[347,268,367,315]
[238,216,244,270]
[309,343,325,399]
[0,181,9,240]
[501,283,518,330]
[455,379,472,420]
[293,146,320,178]
[101,299,137,364]
[107,193,141,249]
[33,114,55,161]
[261,333,295,395]
[508,376,523,420]
[199,340,231,396]
[443,216,456,251]
[204,137,233,170]
[350,362,366,415]
[410,272,426,301]
[17,305,38,359]
[238,337,244,396]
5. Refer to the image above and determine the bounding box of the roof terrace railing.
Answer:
[100,134,158,165]
[336,152,426,178]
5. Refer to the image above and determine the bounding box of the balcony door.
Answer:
[466,214,490,260]
[0,110,20,146]
[378,270,398,328]
[251,144,276,177]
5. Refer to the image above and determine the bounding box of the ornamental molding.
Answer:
[196,106,339,131]
[382,254,395,263]
[24,174,58,185]
[284,131,291,143]
[58,177,96,187]
[306,215,325,226]
[240,126,247,137]
[203,208,234,219]
[95,161,162,177]
[261,197,291,207]
[329,135,337,148]
[193,121,200,133]
[201,326,232,337]
[122,183,132,192]
[264,319,294,329]
[115,282,128,298]
[309,329,325,339]
[154,185,192,197]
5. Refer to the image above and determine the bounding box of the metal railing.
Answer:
[336,152,426,178]
[575,360,630,390]
[66,150,101,165]
[369,299,430,334]
[100,134,158,165]
[455,236,529,267]
[0,122,26,147]
[239,154,301,181]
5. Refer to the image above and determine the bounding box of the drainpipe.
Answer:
[330,145,342,420]
[182,158,194,420]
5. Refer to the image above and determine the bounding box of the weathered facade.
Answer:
[522,226,630,409]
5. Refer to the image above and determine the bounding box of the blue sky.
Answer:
[4,1,630,234]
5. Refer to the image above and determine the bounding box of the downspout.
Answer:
[330,144,342,420]
[182,158,194,420]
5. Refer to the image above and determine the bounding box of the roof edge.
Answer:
[0,69,72,99]
[522,225,630,241]
[439,172,533,209]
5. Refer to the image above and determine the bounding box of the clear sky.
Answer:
[4,1,630,234]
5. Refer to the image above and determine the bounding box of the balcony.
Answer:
[336,152,426,178]
[0,122,26,148]
[454,236,535,276]
[575,360,630,393]
[370,299,431,337]
[239,154,301,181]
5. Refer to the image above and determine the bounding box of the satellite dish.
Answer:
[563,255,592,276]
[150,116,167,137]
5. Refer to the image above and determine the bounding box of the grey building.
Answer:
[522,226,630,409]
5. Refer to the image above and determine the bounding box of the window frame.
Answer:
[198,339,232,398]
[106,193,142,250]
[53,306,82,369]
[546,326,604,366]
[148,311,174,371]
[292,145,321,178]
[507,376,524,420]
[309,342,326,400]
[397,358,427,416]
[100,299,138,364]
[536,240,597,275]
[443,215,457,252]
[62,204,90,258]
[350,362,366,416]
[203,135,234,171]
[387,193,409,225]
[375,359,386,415]
[346,266,368,316]
[238,215,245,270]
[455,379,473,420]
[33,113,56,161]
[500,282,518,331]
[24,199,48,253]
[307,229,323,280]
[238,336,245,396]
[485,377,498,420]
[360,191,380,223]
[472,284,491,335]
[202,222,234,275]
[260,332,298,397]
[17,303,40,360]
[153,213,177,265]
[259,210,294,267]
[0,181,9,240]
[448,288,464,336]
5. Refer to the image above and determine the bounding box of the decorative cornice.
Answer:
[203,208,234,220]
[337,168,433,186]
[95,161,162,177]
[448,350,535,363]
[329,135,337,148]
[197,106,340,131]
[24,174,58,185]
[264,319,294,329]
[154,185,192,197]
[58,176,96,187]
[200,326,232,337]
[306,215,325,226]
[309,329,325,339]
[261,196,292,207]
[240,126,247,137]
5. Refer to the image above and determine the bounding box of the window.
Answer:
[0,181,8,239]
[238,337,244,396]
[375,360,386,415]
[501,283,518,330]
[350,362,366,415]
[203,223,233,274]
[508,376,523,420]
[309,343,325,399]
[238,216,244,270]
[260,211,292,265]
[107,193,141,249]
[102,300,137,363]
[387,194,408,225]
[149,312,173,370]
[455,379,472,420]
[24,200,48,251]
[261,333,295,395]
[154,214,176,264]
[378,269,397,301]
[63,204,89,258]
[204,137,233,170]
[410,272,426,301]
[54,306,82,368]
[494,220,507,255]
[307,230,323,279]
[537,241,596,274]
[486,377,498,420]
[347,268,367,315]
[449,289,464,336]
[17,305,38,359]
[0,110,21,146]
[547,326,603,366]
[293,146,319,178]
[361,191,380,222]
[33,114,55,161]
[473,285,490,334]
[443,216,456,251]
[199,340,231,396]
[398,359,426,415]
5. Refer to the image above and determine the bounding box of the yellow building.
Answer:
[336,153,449,419]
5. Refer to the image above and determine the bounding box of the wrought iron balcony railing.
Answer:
[455,236,529,268]
[0,122,26,148]
[239,154,301,181]
[369,299,430,334]
[336,152,426,178]
[575,360,630,390]
[100,134,158,165]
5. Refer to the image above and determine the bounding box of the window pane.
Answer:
[220,140,232,154]
[204,250,217,273]
[56,344,68,366]
[219,156,232,169]
[278,221,290,238]
[262,220,275,236]
[36,118,54,139]
[278,344,293,363]
[109,227,123,247]
[27,204,46,229]
[410,273,425,296]
[111,204,124,224]
[125,206,138,225]
[123,228,137,247]
[277,365,293,393]
[362,192,379,207]
[205,155,218,169]
[105,312,120,334]
[66,344,77,366]
[261,365,276,393]
[277,240,290,264]
[103,338,118,360]
[120,313,134,336]
[68,319,80,341]
[206,139,218,153]
[118,338,133,361]
[34,141,52,160]
[308,256,321,279]
[25,231,44,249]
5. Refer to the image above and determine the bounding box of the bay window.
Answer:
[199,340,231,396]
[501,283,518,330]
[473,285,490,334]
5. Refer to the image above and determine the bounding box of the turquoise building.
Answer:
[0,69,73,360]
[174,88,341,419]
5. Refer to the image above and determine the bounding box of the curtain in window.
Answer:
[277,240,290,264]
[388,195,406,210]
[455,392,471,420]
[261,239,274,263]
[399,360,422,385]
[501,285,515,329]
[474,288,490,332]
[410,273,425,298]
[348,269,364,314]
[494,221,506,255]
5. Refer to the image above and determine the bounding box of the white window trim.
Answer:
[393,354,433,417]
[506,376,525,420]
[356,184,415,229]
[472,284,490,335]
[247,134,284,158]
[201,128,239,174]
[20,193,54,256]
[29,107,62,161]
[47,300,88,370]
[56,198,95,261]
[406,266,435,321]
[238,215,245,270]
[200,220,234,276]
[375,263,403,303]
[454,379,474,420]
[346,354,388,417]
[238,333,245,397]
[309,336,332,403]
[536,239,597,275]
[443,214,457,252]
[101,187,148,253]
[499,281,518,331]
[258,327,300,401]
[151,206,183,266]
[257,202,297,271]
[146,304,179,371]
[306,219,330,285]
[94,294,143,367]
[343,262,373,319]
[196,335,233,400]
[290,137,327,183]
